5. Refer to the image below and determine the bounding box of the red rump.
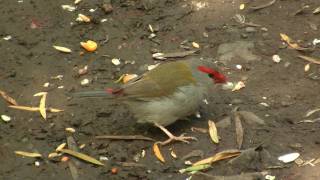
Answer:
[106,88,124,95]
[197,66,227,83]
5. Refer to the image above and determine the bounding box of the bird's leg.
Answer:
[154,123,197,146]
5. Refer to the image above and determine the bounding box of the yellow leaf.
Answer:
[39,92,48,120]
[280,33,302,50]
[80,40,97,52]
[9,105,39,111]
[9,106,64,113]
[56,143,67,152]
[53,45,72,53]
[57,148,104,166]
[15,151,42,158]
[192,42,200,48]
[153,143,165,163]
[193,149,240,166]
[208,120,219,143]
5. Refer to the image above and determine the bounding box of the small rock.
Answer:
[245,27,257,33]
[102,2,113,14]
[241,33,248,39]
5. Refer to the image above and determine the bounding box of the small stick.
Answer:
[95,135,155,141]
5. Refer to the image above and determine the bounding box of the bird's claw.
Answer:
[159,134,198,146]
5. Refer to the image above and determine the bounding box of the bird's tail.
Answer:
[73,90,113,98]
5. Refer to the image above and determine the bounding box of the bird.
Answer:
[74,59,228,145]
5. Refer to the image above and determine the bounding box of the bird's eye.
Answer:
[208,74,213,78]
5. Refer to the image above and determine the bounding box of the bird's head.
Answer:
[197,66,227,84]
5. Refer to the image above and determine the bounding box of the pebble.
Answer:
[245,27,257,33]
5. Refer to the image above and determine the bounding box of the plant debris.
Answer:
[95,135,155,141]
[208,120,219,143]
[249,0,276,11]
[15,151,42,158]
[57,148,104,166]
[0,90,18,105]
[193,149,241,166]
[153,143,165,163]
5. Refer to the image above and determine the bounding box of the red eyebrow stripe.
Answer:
[197,66,214,74]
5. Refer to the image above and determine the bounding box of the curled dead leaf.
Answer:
[80,40,97,52]
[208,120,219,143]
[38,92,48,120]
[0,90,18,105]
[153,143,165,163]
[193,149,241,166]
[15,151,42,158]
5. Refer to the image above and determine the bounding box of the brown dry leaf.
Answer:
[280,33,311,51]
[153,143,165,163]
[38,92,48,120]
[280,33,300,49]
[191,127,208,133]
[234,112,244,149]
[57,148,104,166]
[193,149,241,166]
[0,90,18,105]
[15,151,42,158]
[208,120,219,143]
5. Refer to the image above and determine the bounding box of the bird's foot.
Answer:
[159,133,197,146]
[154,123,197,146]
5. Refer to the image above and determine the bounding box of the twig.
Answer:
[298,55,320,65]
[249,0,276,11]
[116,162,146,168]
[95,135,155,141]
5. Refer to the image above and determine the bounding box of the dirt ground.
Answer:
[1,0,320,179]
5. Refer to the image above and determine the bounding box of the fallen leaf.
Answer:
[53,45,72,53]
[153,143,165,163]
[9,105,63,112]
[278,152,300,163]
[191,127,208,133]
[76,14,91,22]
[38,92,48,120]
[170,149,177,159]
[298,55,320,65]
[232,81,245,91]
[192,42,200,48]
[15,151,42,158]
[193,149,241,166]
[123,74,138,84]
[1,114,11,122]
[305,108,320,117]
[0,90,18,105]
[304,63,310,72]
[56,143,67,151]
[80,40,97,52]
[179,164,211,174]
[280,33,311,51]
[208,120,219,143]
[57,148,104,166]
[234,111,244,149]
